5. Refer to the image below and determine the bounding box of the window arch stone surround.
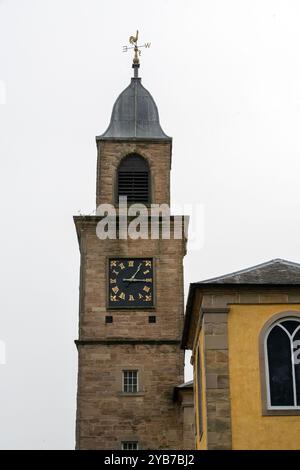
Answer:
[259,310,300,416]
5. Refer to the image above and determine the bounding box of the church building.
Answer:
[74,34,300,451]
[74,36,193,450]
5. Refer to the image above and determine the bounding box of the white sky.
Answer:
[1,0,300,449]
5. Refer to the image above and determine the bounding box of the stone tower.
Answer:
[74,58,188,450]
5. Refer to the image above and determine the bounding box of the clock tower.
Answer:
[74,47,188,450]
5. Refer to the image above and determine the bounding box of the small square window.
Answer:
[105,315,113,323]
[123,370,138,393]
[148,315,156,323]
[122,441,138,450]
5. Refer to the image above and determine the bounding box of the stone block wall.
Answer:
[74,218,186,341]
[96,141,171,207]
[76,343,184,449]
[202,310,231,450]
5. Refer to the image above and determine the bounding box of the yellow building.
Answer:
[182,258,300,450]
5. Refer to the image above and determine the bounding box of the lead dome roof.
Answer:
[97,77,170,141]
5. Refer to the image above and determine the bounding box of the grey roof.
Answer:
[182,258,300,349]
[198,258,300,285]
[97,77,171,141]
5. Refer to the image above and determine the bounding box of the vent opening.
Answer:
[117,154,150,204]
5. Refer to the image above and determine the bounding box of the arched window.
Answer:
[265,317,300,409]
[117,154,150,204]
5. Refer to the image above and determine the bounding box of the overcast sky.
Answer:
[1,0,300,449]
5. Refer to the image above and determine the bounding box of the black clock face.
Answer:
[108,258,154,308]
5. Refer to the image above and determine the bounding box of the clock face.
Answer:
[108,258,154,308]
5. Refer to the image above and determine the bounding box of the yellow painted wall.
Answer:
[228,304,300,450]
[195,327,207,450]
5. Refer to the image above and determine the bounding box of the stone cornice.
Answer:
[75,338,181,348]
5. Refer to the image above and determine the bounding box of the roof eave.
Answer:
[181,281,300,350]
[192,282,300,288]
[181,283,198,350]
[95,135,172,142]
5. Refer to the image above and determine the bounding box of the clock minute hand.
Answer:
[122,278,149,282]
[130,263,142,280]
[123,263,142,286]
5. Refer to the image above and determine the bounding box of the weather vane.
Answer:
[123,30,151,77]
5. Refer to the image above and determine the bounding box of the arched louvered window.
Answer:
[265,317,300,409]
[117,154,150,204]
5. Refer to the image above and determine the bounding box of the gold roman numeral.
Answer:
[145,260,151,267]
[119,262,125,270]
[110,260,117,267]
[129,295,135,301]
[145,278,152,283]
[112,286,119,294]
[128,260,134,267]
[145,295,152,302]
[143,286,150,293]
[110,278,116,284]
[110,295,118,302]
[119,292,126,300]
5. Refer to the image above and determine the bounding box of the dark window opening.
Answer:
[117,154,150,204]
[266,318,300,408]
[105,315,113,323]
[122,441,138,450]
[123,370,138,393]
[148,315,156,323]
[267,325,294,406]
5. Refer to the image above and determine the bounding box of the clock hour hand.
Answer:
[122,278,150,282]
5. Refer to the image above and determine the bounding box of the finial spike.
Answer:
[133,63,139,78]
